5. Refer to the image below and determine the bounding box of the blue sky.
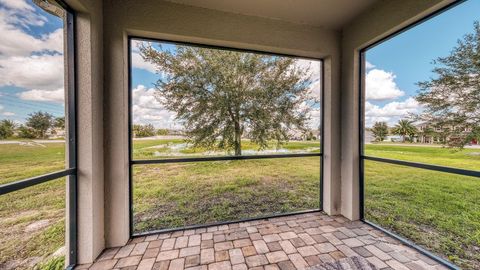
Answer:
[364,0,480,127]
[1,0,479,129]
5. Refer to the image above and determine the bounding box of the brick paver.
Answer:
[77,212,449,270]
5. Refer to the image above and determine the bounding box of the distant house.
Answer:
[414,122,477,145]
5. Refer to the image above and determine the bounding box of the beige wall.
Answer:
[340,0,456,220]
[66,0,105,264]
[64,0,461,263]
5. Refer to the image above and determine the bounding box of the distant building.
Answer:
[414,122,477,145]
[47,128,66,139]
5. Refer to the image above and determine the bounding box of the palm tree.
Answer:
[392,119,417,143]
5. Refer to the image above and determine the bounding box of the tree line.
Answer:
[0,111,64,140]
[132,124,172,138]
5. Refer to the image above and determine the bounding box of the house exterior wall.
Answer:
[340,0,455,220]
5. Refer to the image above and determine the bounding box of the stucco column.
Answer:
[67,0,105,263]
[322,56,342,215]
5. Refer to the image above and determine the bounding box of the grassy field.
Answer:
[0,143,66,270]
[0,140,479,269]
[364,144,480,269]
[131,138,322,230]
[133,157,321,232]
[365,143,479,170]
[0,142,65,185]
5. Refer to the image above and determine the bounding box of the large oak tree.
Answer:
[140,44,318,155]
[416,22,480,147]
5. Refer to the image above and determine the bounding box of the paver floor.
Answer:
[76,212,447,270]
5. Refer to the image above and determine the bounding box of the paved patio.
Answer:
[76,212,447,270]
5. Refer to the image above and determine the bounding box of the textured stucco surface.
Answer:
[66,0,105,264]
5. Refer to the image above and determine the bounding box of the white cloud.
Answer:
[366,68,404,101]
[0,0,46,30]
[0,0,34,11]
[365,61,375,69]
[131,51,157,73]
[365,97,422,127]
[132,85,180,129]
[0,54,64,90]
[0,0,64,94]
[18,88,64,103]
[0,11,61,57]
[130,40,157,73]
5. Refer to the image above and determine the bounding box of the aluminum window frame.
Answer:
[0,1,77,268]
[127,36,325,237]
[358,1,477,269]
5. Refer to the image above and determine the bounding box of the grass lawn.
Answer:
[133,157,321,232]
[365,143,479,170]
[364,144,480,269]
[0,140,479,269]
[0,143,66,269]
[0,143,65,185]
[0,178,65,270]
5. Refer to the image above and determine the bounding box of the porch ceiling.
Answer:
[164,0,379,29]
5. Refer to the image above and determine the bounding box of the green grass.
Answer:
[365,143,479,170]
[365,161,480,269]
[0,178,65,270]
[133,157,321,232]
[0,140,479,269]
[0,143,65,185]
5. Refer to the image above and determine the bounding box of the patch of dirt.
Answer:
[24,219,50,232]
[0,210,39,225]
[0,256,42,270]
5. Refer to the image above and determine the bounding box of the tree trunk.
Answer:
[234,121,242,156]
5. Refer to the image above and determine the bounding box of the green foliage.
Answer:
[416,21,480,148]
[140,44,317,155]
[133,124,156,137]
[53,117,65,129]
[371,122,389,142]
[391,119,417,142]
[156,128,169,135]
[0,119,16,139]
[36,256,65,270]
[17,124,37,139]
[25,111,54,139]
[305,131,317,141]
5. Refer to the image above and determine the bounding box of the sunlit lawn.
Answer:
[0,140,479,269]
[133,157,321,233]
[363,144,480,269]
[0,143,66,270]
